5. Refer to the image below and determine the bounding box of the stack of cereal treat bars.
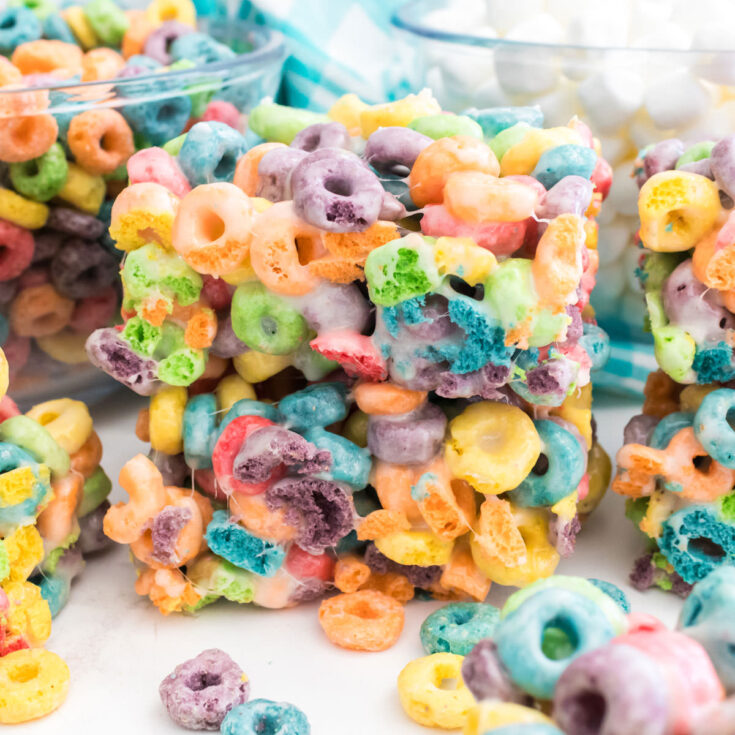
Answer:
[89,90,613,642]
[614,135,735,595]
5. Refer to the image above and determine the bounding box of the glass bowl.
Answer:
[0,17,284,408]
[393,0,735,357]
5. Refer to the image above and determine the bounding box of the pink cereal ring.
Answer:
[212,415,282,496]
[109,182,179,251]
[0,395,20,421]
[201,100,240,128]
[0,220,34,281]
[193,469,227,501]
[172,183,254,276]
[126,147,191,198]
[421,203,529,257]
[249,200,324,296]
[69,286,118,333]
[285,545,335,581]
[309,330,388,381]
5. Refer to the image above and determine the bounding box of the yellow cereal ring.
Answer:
[500,127,582,176]
[149,386,187,455]
[3,580,52,646]
[375,530,453,567]
[0,347,8,399]
[0,466,36,508]
[463,701,554,734]
[445,402,540,495]
[577,441,611,517]
[328,93,369,136]
[215,374,256,413]
[146,0,196,27]
[57,163,105,215]
[360,90,441,137]
[679,383,720,413]
[0,648,70,724]
[36,330,89,365]
[434,236,497,285]
[62,6,99,49]
[0,188,48,229]
[233,350,291,384]
[26,398,93,455]
[2,525,43,583]
[550,384,592,448]
[638,170,721,252]
[397,653,474,729]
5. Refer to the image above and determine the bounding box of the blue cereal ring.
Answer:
[532,144,598,190]
[42,12,76,43]
[463,105,544,138]
[507,420,585,507]
[496,588,615,700]
[278,383,348,433]
[694,389,735,468]
[0,415,70,478]
[34,573,70,618]
[659,505,735,584]
[178,121,248,186]
[169,31,236,66]
[221,699,310,735]
[183,393,217,470]
[0,7,41,55]
[579,323,610,372]
[649,411,694,449]
[420,602,500,656]
[587,578,631,613]
[123,95,192,147]
[0,443,52,534]
[301,428,370,491]
[217,399,282,441]
[205,510,285,577]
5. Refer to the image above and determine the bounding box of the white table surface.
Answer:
[15,391,684,735]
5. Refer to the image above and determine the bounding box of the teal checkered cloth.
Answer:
[595,339,655,398]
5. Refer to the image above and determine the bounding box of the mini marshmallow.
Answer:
[597,221,632,267]
[644,70,711,129]
[692,24,735,85]
[535,81,580,127]
[606,159,640,218]
[631,22,692,51]
[485,0,546,35]
[578,68,644,133]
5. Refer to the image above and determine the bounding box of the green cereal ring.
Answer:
[163,134,187,156]
[653,325,696,382]
[83,0,129,45]
[645,291,667,330]
[640,251,683,293]
[365,234,441,307]
[483,258,536,333]
[154,322,186,358]
[9,143,68,202]
[676,141,715,169]
[489,122,530,160]
[9,0,56,20]
[231,281,308,355]
[0,416,70,478]
[122,242,203,311]
[248,102,329,144]
[157,347,206,386]
[0,540,9,582]
[408,114,483,140]
[528,307,569,348]
[121,316,163,357]
[78,466,112,518]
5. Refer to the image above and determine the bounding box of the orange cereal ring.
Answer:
[0,58,21,86]
[81,47,125,82]
[135,567,201,615]
[11,40,83,77]
[232,142,286,196]
[9,284,74,337]
[0,114,58,164]
[318,589,405,651]
[122,9,154,58]
[70,431,103,478]
[353,382,427,415]
[36,473,83,550]
[415,458,473,542]
[370,460,423,524]
[334,555,371,593]
[68,109,134,175]
[172,183,255,276]
[356,509,411,541]
[693,213,735,291]
[135,408,151,442]
[228,492,295,543]
[184,307,217,349]
[444,171,539,223]
[361,571,414,603]
[440,540,492,602]
[473,496,527,567]
[409,136,500,208]
[249,200,324,295]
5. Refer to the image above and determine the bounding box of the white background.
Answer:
[13,391,683,734]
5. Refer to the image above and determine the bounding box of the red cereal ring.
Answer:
[318,589,405,651]
[68,109,135,175]
[11,40,84,77]
[0,220,34,281]
[310,330,387,381]
[9,283,74,337]
[68,286,118,333]
[212,415,283,496]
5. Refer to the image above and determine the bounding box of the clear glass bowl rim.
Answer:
[393,0,735,55]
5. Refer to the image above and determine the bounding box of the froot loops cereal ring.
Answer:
[397,652,475,729]
[10,39,83,76]
[221,699,310,735]
[420,602,500,656]
[693,388,735,469]
[149,386,187,456]
[353,382,427,416]
[26,398,93,455]
[0,219,34,281]
[9,284,74,338]
[67,108,134,175]
[0,112,58,164]
[0,648,69,724]
[318,589,404,652]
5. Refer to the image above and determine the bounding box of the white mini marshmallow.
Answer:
[597,133,634,167]
[598,221,633,267]
[577,67,644,133]
[534,81,579,127]
[631,22,691,51]
[566,1,629,48]
[629,0,674,40]
[692,24,735,84]
[607,159,640,217]
[644,70,712,129]
[485,0,546,34]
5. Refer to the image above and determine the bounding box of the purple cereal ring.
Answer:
[290,121,350,152]
[150,451,190,486]
[367,402,447,465]
[46,207,105,240]
[712,134,735,200]
[85,327,159,395]
[379,190,406,221]
[641,138,685,184]
[290,149,384,232]
[679,158,714,179]
[50,239,118,299]
[553,643,669,735]
[143,20,193,64]
[623,414,659,446]
[536,175,594,219]
[78,501,113,555]
[364,126,432,176]
[297,282,370,334]
[461,639,529,704]
[32,230,63,263]
[210,313,249,359]
[255,147,307,202]
[265,476,353,553]
[159,648,250,731]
